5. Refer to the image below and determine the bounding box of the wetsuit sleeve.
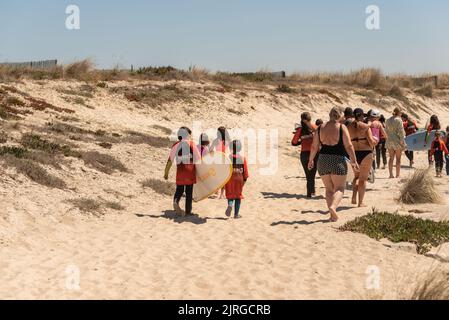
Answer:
[430,141,436,156]
[168,143,178,162]
[243,157,249,181]
[291,128,302,146]
[442,141,449,155]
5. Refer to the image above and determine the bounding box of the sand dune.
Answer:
[1,79,449,299]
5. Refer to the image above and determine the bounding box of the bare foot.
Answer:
[389,175,395,179]
[358,203,368,208]
[329,207,339,222]
[351,197,357,205]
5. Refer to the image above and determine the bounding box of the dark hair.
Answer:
[217,126,230,143]
[353,108,365,122]
[300,112,312,135]
[379,114,386,123]
[231,140,242,154]
[177,127,191,141]
[344,107,354,118]
[315,119,323,126]
[446,125,449,132]
[199,133,210,146]
[430,115,441,130]
[401,113,409,121]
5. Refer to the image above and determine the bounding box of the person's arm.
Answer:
[442,142,449,155]
[342,125,359,170]
[366,126,377,148]
[291,128,302,146]
[164,159,172,180]
[380,124,387,140]
[243,158,249,184]
[307,127,321,170]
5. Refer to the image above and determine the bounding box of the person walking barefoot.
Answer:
[308,107,358,222]
[347,108,377,207]
[385,107,406,179]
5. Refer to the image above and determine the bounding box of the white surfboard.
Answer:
[405,130,446,151]
[193,152,233,202]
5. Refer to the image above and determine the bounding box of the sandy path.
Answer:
[1,146,446,300]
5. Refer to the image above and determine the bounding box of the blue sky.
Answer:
[1,0,448,74]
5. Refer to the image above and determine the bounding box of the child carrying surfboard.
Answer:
[164,127,201,216]
[429,131,449,178]
[225,140,249,219]
[210,126,231,199]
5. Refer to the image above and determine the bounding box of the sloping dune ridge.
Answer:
[1,78,449,299]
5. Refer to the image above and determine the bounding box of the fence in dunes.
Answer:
[0,59,58,70]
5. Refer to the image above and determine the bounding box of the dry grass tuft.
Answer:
[69,198,125,215]
[80,151,127,174]
[408,268,449,300]
[415,85,433,98]
[105,201,125,211]
[123,131,172,148]
[399,169,441,204]
[141,178,175,196]
[69,198,102,213]
[64,59,94,80]
[1,155,66,189]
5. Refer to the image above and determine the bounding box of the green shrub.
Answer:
[340,209,449,254]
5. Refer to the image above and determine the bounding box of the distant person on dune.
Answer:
[377,114,388,169]
[291,112,319,198]
[401,113,418,167]
[225,140,249,219]
[430,131,449,178]
[308,107,358,222]
[426,115,441,165]
[164,127,201,216]
[445,126,449,176]
[385,107,406,179]
[368,110,386,170]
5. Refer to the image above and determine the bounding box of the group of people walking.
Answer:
[292,106,449,222]
[164,126,249,219]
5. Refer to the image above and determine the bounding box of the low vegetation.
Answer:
[339,209,449,254]
[141,178,175,196]
[399,169,441,204]
[69,198,125,215]
[408,268,449,300]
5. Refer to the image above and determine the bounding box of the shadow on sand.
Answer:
[136,210,228,225]
[298,206,354,215]
[271,219,331,226]
[261,192,325,200]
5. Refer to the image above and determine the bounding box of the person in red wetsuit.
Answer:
[430,131,449,178]
[292,112,318,198]
[401,113,418,167]
[426,115,441,165]
[197,133,210,158]
[225,140,249,219]
[164,127,201,216]
[210,126,231,199]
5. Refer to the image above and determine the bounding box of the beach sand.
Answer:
[1,79,449,299]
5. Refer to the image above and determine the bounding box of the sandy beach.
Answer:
[1,78,449,299]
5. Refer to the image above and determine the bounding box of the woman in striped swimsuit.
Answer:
[308,107,358,222]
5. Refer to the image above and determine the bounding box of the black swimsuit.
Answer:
[317,125,348,176]
[352,134,372,165]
